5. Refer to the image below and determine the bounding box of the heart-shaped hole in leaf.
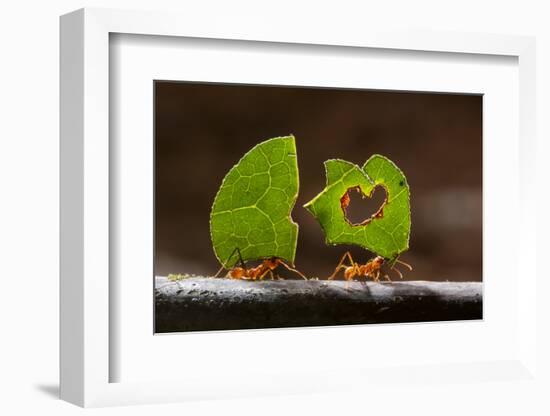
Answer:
[341,185,387,226]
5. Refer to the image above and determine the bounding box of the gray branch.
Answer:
[155,276,482,333]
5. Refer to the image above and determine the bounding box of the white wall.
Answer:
[1,0,548,414]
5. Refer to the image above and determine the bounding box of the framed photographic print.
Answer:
[60,8,538,408]
[153,81,483,334]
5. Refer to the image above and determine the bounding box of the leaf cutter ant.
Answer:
[214,247,307,280]
[327,251,412,282]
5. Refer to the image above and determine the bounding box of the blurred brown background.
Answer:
[155,81,482,281]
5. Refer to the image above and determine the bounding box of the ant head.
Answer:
[373,256,385,266]
[264,257,280,270]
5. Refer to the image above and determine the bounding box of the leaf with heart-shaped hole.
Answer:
[303,155,410,261]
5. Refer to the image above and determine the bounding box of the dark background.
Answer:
[155,81,482,281]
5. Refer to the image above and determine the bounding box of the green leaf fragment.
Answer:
[303,154,410,261]
[167,273,195,281]
[210,136,299,268]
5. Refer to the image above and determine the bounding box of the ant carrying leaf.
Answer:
[328,251,412,282]
[305,154,412,282]
[210,136,301,272]
[215,247,307,280]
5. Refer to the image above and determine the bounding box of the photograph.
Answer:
[4,1,538,411]
[153,81,483,333]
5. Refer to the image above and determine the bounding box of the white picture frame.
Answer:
[60,7,537,408]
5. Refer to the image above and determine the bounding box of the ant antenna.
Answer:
[388,257,412,280]
[278,260,308,280]
[390,267,404,280]
[395,258,413,271]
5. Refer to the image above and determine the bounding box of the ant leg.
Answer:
[329,252,350,279]
[376,270,391,282]
[373,268,391,282]
[278,260,308,280]
[343,251,355,265]
[328,265,346,280]
[347,264,360,281]
[328,251,355,280]
[258,268,271,280]
[344,266,358,290]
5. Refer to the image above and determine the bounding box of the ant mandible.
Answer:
[328,251,412,282]
[214,247,307,280]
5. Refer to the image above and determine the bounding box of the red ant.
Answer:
[214,247,307,280]
[328,251,412,282]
